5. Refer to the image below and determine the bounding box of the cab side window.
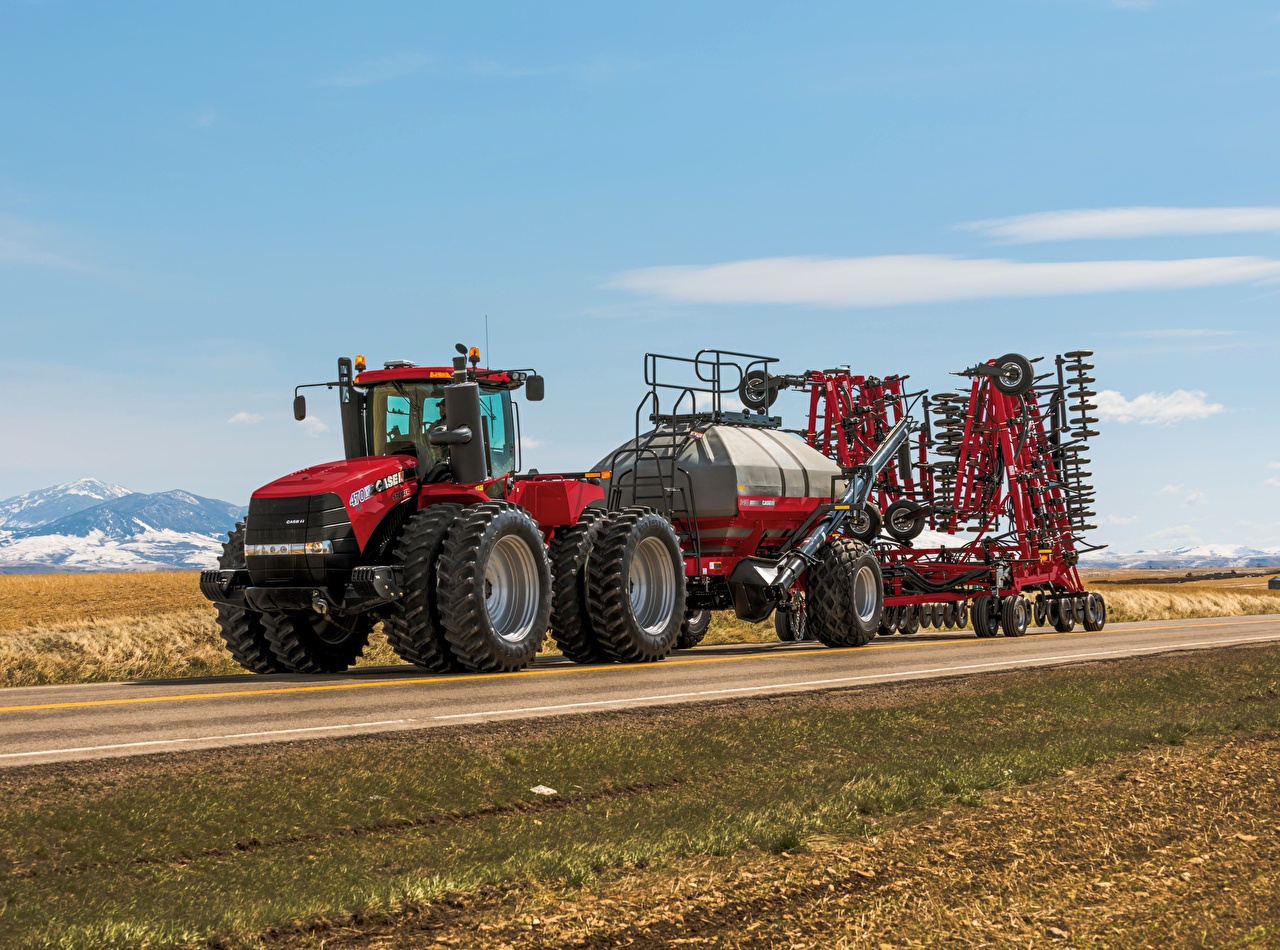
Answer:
[480,391,516,477]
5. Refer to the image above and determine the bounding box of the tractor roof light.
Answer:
[354,355,367,372]
[469,346,481,366]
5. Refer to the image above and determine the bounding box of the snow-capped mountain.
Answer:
[0,478,132,531]
[0,480,246,573]
[1079,544,1280,570]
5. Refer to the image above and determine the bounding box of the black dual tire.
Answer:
[807,538,883,648]
[437,503,553,673]
[971,594,1001,638]
[214,523,287,674]
[677,609,712,649]
[1001,596,1030,637]
[587,507,686,662]
[548,509,609,663]
[384,504,465,672]
[1083,592,1107,631]
[264,611,373,674]
[883,500,926,542]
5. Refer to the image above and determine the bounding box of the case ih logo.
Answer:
[349,470,405,508]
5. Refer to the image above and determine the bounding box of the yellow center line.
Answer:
[1,616,1276,715]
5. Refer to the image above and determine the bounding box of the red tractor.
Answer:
[201,347,691,675]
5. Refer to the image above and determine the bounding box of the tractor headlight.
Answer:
[247,541,333,557]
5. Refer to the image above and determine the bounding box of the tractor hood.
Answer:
[250,455,418,551]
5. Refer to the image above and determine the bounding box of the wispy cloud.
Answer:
[0,215,104,275]
[610,255,1280,308]
[1098,513,1140,525]
[963,207,1280,243]
[188,108,217,129]
[1269,461,1280,470]
[1095,389,1224,425]
[300,417,329,437]
[226,411,263,426]
[315,53,433,88]
[1265,477,1280,488]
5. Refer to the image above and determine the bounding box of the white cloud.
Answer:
[609,255,1280,308]
[963,207,1280,243]
[520,437,544,449]
[1182,490,1208,507]
[1094,389,1224,425]
[226,412,263,426]
[1268,461,1280,470]
[316,53,432,88]
[1265,477,1280,489]
[1097,513,1139,525]
[300,417,329,438]
[1157,484,1183,495]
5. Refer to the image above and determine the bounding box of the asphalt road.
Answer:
[2,615,1278,768]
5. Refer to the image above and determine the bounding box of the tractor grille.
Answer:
[244,492,359,586]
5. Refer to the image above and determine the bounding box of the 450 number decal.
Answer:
[349,470,405,508]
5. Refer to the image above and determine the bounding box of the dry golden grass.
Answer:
[0,569,1276,687]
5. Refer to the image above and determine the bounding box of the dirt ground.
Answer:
[270,732,1280,949]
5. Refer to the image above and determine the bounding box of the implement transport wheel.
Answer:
[264,610,372,674]
[677,609,712,649]
[548,509,608,663]
[877,604,900,637]
[214,522,286,673]
[587,507,686,662]
[437,503,553,673]
[1001,596,1030,637]
[884,499,926,542]
[1051,597,1076,633]
[971,594,1001,638]
[1033,595,1049,628]
[1083,592,1107,631]
[847,504,883,543]
[808,538,882,647]
[775,601,808,642]
[992,353,1034,397]
[898,604,920,635]
[384,503,464,673]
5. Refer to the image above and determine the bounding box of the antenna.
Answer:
[485,314,490,369]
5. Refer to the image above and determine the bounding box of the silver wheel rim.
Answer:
[629,535,677,634]
[999,360,1025,390]
[484,534,540,643]
[853,564,878,626]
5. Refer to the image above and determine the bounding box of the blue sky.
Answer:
[1,1,1277,552]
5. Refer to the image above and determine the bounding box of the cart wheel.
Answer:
[971,595,1001,638]
[1033,595,1049,628]
[1052,597,1076,633]
[992,353,1034,397]
[884,499,926,542]
[898,604,920,635]
[808,538,882,648]
[774,603,807,642]
[738,369,779,410]
[1083,592,1106,631]
[676,609,712,649]
[847,504,883,543]
[1002,596,1030,637]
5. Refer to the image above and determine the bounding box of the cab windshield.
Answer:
[366,382,516,477]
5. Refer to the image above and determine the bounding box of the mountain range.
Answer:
[0,479,246,573]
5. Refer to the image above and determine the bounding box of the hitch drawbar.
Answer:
[198,566,405,614]
[727,415,916,622]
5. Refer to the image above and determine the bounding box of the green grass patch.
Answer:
[2,645,1279,948]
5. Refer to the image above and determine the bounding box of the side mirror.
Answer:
[293,395,306,421]
[525,374,545,401]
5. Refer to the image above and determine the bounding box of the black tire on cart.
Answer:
[992,353,1034,397]
[847,505,883,543]
[676,609,712,649]
[1083,592,1107,631]
[548,509,608,663]
[971,594,1001,638]
[1001,595,1030,637]
[383,503,464,673]
[264,610,373,674]
[1052,597,1076,633]
[586,507,686,662]
[774,602,808,642]
[1033,594,1049,628]
[214,522,287,673]
[884,499,926,542]
[807,538,882,647]
[878,604,900,636]
[437,503,553,673]
[898,604,920,635]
